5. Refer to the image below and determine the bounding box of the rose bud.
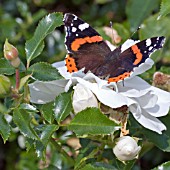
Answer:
[3,39,20,68]
[72,83,98,113]
[113,136,141,161]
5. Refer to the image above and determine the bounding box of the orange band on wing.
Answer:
[131,45,143,65]
[108,72,131,83]
[71,35,103,51]
[65,54,78,73]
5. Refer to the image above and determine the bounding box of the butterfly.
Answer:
[63,13,165,83]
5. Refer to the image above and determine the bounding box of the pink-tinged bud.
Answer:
[0,75,11,98]
[3,39,19,61]
[10,57,21,68]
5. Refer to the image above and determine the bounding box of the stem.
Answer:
[15,68,20,90]
[120,112,129,137]
[27,60,30,69]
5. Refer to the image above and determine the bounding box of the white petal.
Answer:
[135,91,158,109]
[146,102,170,117]
[130,107,166,134]
[149,86,170,105]
[29,80,68,104]
[118,84,149,98]
[57,66,71,79]
[52,61,65,68]
[129,103,142,118]
[123,76,153,91]
[74,77,134,108]
[72,83,98,113]
[126,76,170,104]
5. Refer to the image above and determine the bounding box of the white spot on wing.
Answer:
[74,16,78,20]
[149,46,153,51]
[76,34,78,36]
[72,27,77,32]
[78,23,89,31]
[146,39,151,46]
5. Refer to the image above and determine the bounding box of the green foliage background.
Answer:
[0,0,170,169]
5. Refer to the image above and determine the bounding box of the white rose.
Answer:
[72,83,98,113]
[113,136,141,161]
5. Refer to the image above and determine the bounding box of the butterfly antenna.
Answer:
[122,79,125,87]
[130,26,141,39]
[110,21,116,45]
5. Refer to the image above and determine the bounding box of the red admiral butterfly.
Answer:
[63,13,165,83]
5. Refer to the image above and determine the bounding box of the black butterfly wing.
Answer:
[63,13,111,73]
[107,36,165,82]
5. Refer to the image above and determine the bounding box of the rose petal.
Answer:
[146,102,170,117]
[118,84,149,98]
[130,106,166,134]
[57,66,72,79]
[72,83,98,113]
[149,86,170,105]
[135,91,158,109]
[52,61,65,68]
[74,77,135,108]
[29,80,68,104]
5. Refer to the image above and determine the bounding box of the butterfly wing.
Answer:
[63,13,111,73]
[107,36,165,82]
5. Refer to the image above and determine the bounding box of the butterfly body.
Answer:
[64,13,165,83]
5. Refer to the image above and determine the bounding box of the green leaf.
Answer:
[41,102,55,124]
[54,92,72,123]
[19,74,32,90]
[160,66,170,74]
[19,103,37,112]
[139,14,170,39]
[13,109,39,140]
[80,164,111,170]
[152,161,170,170]
[32,9,47,23]
[0,113,11,143]
[0,58,15,75]
[35,124,58,158]
[126,0,159,31]
[25,12,63,63]
[27,62,62,81]
[0,75,11,97]
[158,0,170,20]
[25,138,35,151]
[68,108,120,136]
[143,115,170,152]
